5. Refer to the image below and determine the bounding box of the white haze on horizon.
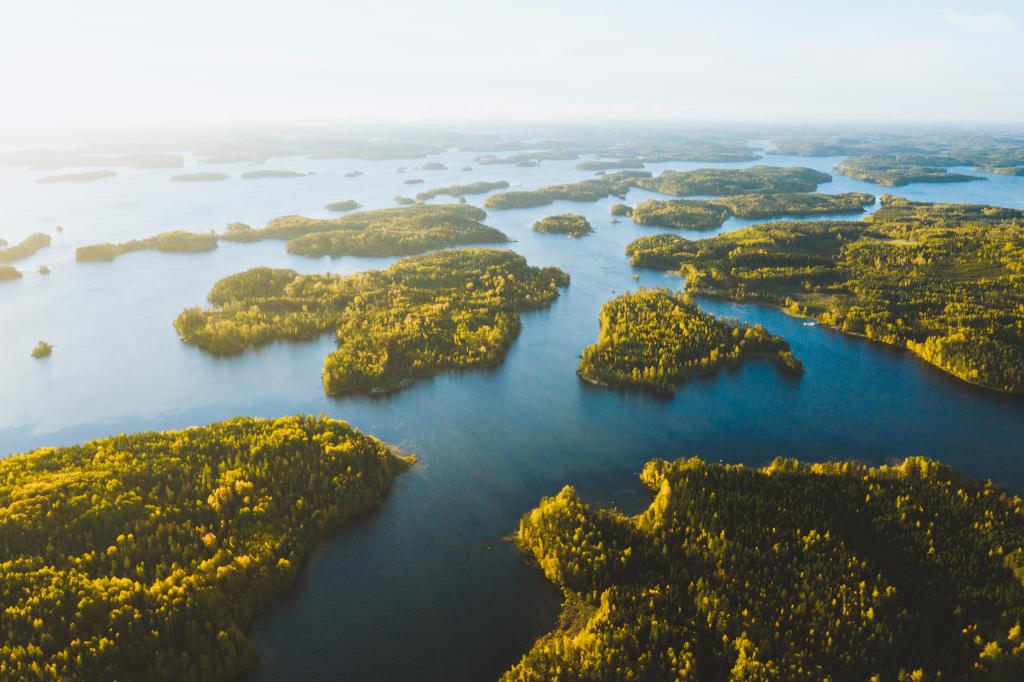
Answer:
[1,0,1022,138]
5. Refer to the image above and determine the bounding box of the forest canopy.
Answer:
[532,214,593,237]
[75,231,218,262]
[578,289,801,393]
[625,196,1024,394]
[174,249,570,396]
[414,181,510,201]
[0,233,52,264]
[835,155,983,186]
[0,416,412,681]
[505,455,1024,680]
[635,166,832,196]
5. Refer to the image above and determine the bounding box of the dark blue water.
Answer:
[2,146,1023,680]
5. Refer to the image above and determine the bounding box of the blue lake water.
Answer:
[2,147,1024,680]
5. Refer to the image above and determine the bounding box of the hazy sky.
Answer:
[2,0,1022,133]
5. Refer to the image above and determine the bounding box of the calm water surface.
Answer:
[2,147,1024,680]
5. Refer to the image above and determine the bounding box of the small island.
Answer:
[0,233,52,263]
[31,341,53,358]
[625,196,1024,394]
[76,230,218,262]
[620,199,732,230]
[532,213,594,237]
[404,178,425,184]
[325,200,361,212]
[0,265,21,281]
[415,180,510,201]
[394,195,416,205]
[345,170,363,177]
[578,289,801,393]
[240,170,306,179]
[36,170,117,183]
[506,455,1024,680]
[419,162,447,170]
[175,249,569,395]
[0,416,412,681]
[38,265,50,275]
[170,172,230,182]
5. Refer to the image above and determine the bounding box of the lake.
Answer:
[2,147,1024,680]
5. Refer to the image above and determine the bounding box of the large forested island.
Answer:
[175,249,570,395]
[578,289,801,393]
[505,456,1024,680]
[484,172,649,209]
[613,192,874,230]
[0,233,52,263]
[274,204,509,258]
[626,196,1024,393]
[414,180,510,201]
[482,167,831,211]
[836,155,982,186]
[0,416,412,681]
[36,170,118,183]
[76,231,219,262]
[532,214,593,237]
[635,166,832,196]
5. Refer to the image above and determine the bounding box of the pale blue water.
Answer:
[2,145,1023,680]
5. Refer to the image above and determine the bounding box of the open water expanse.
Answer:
[3,145,1024,680]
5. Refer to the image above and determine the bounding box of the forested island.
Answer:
[635,166,831,196]
[0,416,412,681]
[76,231,218,262]
[31,340,53,358]
[575,159,645,171]
[836,155,982,186]
[175,249,570,395]
[36,170,118,183]
[0,233,52,263]
[578,289,801,393]
[626,196,1024,393]
[505,456,1024,680]
[224,204,509,258]
[404,178,425,184]
[614,192,875,230]
[394,196,416,205]
[240,170,306,179]
[532,214,593,237]
[325,200,361,212]
[414,181,510,201]
[484,172,649,210]
[0,265,21,281]
[170,172,230,182]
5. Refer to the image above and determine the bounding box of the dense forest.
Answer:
[414,181,510,201]
[174,249,570,395]
[505,455,1024,680]
[36,170,117,183]
[635,166,832,196]
[76,231,218,262]
[578,289,801,393]
[575,159,645,171]
[0,233,52,264]
[626,196,1024,393]
[0,416,412,681]
[836,155,982,186]
[483,172,650,210]
[239,170,305,179]
[614,192,874,230]
[532,214,593,237]
[324,200,361,212]
[170,173,230,182]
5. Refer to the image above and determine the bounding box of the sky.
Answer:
[1,0,1022,134]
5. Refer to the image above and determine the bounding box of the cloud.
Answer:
[940,9,1018,34]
